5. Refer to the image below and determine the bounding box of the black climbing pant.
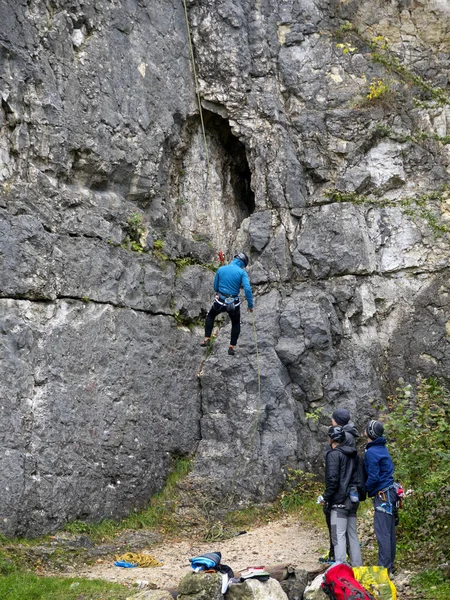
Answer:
[205,299,241,346]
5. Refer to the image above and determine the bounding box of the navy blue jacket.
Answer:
[213,258,254,309]
[364,437,394,497]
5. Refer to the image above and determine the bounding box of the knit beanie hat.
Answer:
[366,420,384,440]
[332,408,351,426]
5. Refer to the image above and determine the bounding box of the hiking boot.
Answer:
[228,345,235,356]
[200,338,210,347]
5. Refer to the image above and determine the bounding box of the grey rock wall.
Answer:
[1,0,450,536]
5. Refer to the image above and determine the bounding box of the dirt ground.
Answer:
[73,515,327,592]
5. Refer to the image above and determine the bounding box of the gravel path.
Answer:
[74,516,327,592]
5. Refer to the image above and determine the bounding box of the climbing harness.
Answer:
[215,293,241,313]
[375,486,395,515]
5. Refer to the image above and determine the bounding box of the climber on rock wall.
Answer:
[201,252,254,355]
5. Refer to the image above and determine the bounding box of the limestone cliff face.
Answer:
[1,0,449,536]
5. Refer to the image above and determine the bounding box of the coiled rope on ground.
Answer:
[114,552,164,567]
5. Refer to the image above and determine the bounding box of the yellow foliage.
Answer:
[367,78,389,100]
[336,42,357,54]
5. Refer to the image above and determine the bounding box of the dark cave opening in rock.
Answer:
[170,109,255,253]
[202,110,255,216]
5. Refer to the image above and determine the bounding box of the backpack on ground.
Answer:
[353,566,397,600]
[322,563,376,600]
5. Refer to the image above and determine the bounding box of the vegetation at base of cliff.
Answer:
[201,468,325,542]
[0,573,136,600]
[0,458,192,584]
[277,469,324,527]
[64,456,193,542]
[383,377,450,565]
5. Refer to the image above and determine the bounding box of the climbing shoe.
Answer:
[228,345,235,356]
[200,338,210,347]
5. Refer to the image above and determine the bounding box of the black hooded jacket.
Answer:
[323,443,358,506]
[343,422,360,449]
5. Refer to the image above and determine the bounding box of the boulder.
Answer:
[279,566,309,600]
[177,572,224,600]
[227,577,289,599]
[303,573,328,600]
[127,591,174,600]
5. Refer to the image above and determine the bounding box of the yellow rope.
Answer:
[181,0,223,252]
[115,552,163,567]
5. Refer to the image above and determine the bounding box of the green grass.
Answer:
[410,569,450,599]
[276,469,324,525]
[0,572,136,600]
[224,506,267,530]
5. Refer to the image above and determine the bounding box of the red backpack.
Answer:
[322,563,376,600]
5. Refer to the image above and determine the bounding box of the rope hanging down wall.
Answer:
[181,2,263,498]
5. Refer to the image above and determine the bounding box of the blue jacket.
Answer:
[364,437,394,497]
[214,258,254,309]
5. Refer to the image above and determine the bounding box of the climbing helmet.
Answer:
[234,252,249,267]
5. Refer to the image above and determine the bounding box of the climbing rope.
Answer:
[182,1,262,453]
[181,0,224,262]
[114,552,163,568]
[250,311,261,410]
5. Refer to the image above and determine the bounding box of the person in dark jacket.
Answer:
[322,426,362,566]
[364,419,397,575]
[320,408,361,563]
[201,252,254,355]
